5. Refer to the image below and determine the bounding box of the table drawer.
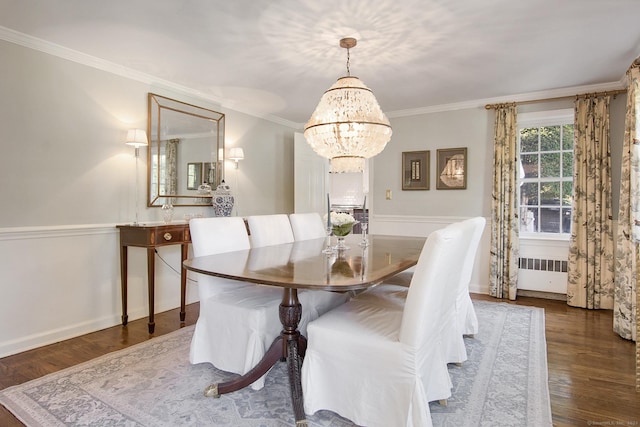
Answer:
[151,227,187,245]
[117,224,190,247]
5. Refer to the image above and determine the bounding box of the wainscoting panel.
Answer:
[0,224,199,358]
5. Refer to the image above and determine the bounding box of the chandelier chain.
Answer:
[346,47,351,76]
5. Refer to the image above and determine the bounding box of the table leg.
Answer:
[147,248,155,334]
[180,243,188,322]
[203,288,308,426]
[120,245,128,326]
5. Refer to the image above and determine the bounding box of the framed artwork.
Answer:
[436,147,467,190]
[402,150,430,190]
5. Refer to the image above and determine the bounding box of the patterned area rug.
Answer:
[0,301,552,426]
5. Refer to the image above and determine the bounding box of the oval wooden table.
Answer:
[183,234,426,426]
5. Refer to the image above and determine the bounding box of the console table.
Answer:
[117,223,191,334]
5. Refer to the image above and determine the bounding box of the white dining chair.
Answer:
[378,217,486,362]
[188,217,256,368]
[455,217,486,337]
[248,212,349,319]
[289,212,326,241]
[247,214,295,247]
[248,213,349,326]
[191,214,347,390]
[189,215,287,390]
[301,224,468,427]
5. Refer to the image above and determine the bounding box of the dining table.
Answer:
[183,233,426,426]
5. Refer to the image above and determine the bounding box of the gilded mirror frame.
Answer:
[147,93,225,207]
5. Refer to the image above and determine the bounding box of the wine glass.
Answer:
[322,225,335,254]
[359,217,369,247]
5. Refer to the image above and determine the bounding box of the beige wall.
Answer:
[373,97,626,220]
[0,39,295,229]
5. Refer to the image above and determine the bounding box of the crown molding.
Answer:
[0,26,299,129]
[1,25,627,127]
[386,80,627,118]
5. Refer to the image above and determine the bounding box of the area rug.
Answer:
[0,301,552,426]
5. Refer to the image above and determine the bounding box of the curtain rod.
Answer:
[484,88,627,110]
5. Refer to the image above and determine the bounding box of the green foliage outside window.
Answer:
[519,123,574,234]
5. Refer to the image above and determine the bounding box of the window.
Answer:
[518,110,574,235]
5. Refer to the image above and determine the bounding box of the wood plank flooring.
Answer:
[0,295,638,426]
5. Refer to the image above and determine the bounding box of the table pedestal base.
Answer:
[203,288,308,426]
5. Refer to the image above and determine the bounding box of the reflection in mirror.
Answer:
[187,162,203,190]
[147,93,225,207]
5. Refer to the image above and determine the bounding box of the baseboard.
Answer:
[517,289,567,301]
[0,306,159,359]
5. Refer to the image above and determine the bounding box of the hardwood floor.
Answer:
[0,295,638,426]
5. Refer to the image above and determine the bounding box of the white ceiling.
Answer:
[1,0,640,126]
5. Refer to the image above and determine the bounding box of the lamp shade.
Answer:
[228,147,245,161]
[304,76,392,173]
[125,129,148,148]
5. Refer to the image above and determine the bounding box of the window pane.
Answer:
[540,153,560,177]
[520,182,538,205]
[562,181,573,206]
[521,153,538,178]
[562,151,573,178]
[562,124,574,150]
[562,208,572,233]
[540,181,560,205]
[540,126,561,151]
[520,128,539,152]
[540,207,561,232]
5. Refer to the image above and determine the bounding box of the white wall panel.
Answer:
[0,224,199,357]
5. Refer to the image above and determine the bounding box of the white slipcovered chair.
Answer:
[190,215,347,390]
[301,223,468,427]
[247,213,349,329]
[455,217,485,336]
[289,212,327,241]
[189,215,288,390]
[247,214,294,247]
[188,217,256,369]
[378,217,486,363]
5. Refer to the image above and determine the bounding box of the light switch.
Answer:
[386,189,392,200]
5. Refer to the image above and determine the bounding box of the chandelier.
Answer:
[304,38,392,173]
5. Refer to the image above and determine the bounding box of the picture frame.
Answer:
[436,147,467,190]
[402,150,430,190]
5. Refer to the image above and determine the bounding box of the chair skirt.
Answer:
[190,285,348,390]
[301,293,451,427]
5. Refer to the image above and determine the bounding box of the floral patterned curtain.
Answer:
[165,139,179,199]
[614,64,639,348]
[566,96,614,309]
[490,105,519,300]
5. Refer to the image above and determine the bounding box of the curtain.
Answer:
[566,96,614,309]
[615,65,640,345]
[165,139,179,200]
[490,105,519,300]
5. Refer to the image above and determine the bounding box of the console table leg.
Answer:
[147,248,155,334]
[120,245,128,326]
[180,243,188,322]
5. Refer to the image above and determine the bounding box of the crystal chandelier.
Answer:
[304,38,392,173]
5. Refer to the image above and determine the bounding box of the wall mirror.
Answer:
[147,93,225,207]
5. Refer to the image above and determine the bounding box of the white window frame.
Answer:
[518,109,574,240]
